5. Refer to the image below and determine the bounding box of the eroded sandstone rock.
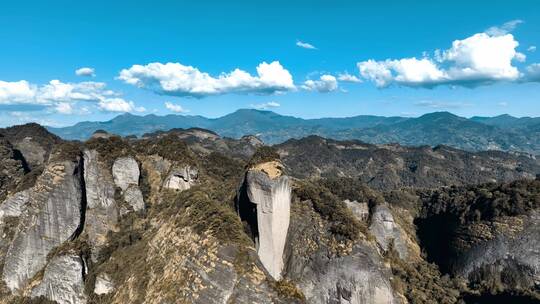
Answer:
[297,243,398,304]
[238,163,291,280]
[369,204,409,259]
[112,156,144,212]
[94,273,114,295]
[112,157,140,192]
[2,160,83,291]
[31,254,87,304]
[163,166,198,191]
[344,199,369,222]
[83,150,118,254]
[122,184,145,213]
[0,190,30,222]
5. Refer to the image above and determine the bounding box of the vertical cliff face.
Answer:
[2,159,83,291]
[237,162,292,280]
[284,193,400,304]
[369,204,410,260]
[83,149,118,256]
[112,156,145,212]
[457,211,540,289]
[295,244,397,304]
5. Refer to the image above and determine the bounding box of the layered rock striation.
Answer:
[237,161,291,280]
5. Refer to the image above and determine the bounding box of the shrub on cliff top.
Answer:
[85,136,133,168]
[247,146,280,168]
[294,180,364,242]
[132,134,196,164]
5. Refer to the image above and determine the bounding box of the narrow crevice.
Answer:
[236,175,259,246]
[12,149,31,173]
[414,213,460,274]
[71,153,87,241]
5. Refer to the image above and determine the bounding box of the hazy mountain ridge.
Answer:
[47,110,540,154]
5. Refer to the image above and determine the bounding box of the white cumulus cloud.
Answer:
[296,40,317,50]
[358,30,524,88]
[302,75,338,92]
[164,101,188,113]
[54,102,73,114]
[75,67,95,77]
[0,80,38,104]
[251,101,280,110]
[98,98,138,112]
[0,79,141,114]
[337,73,362,83]
[118,61,295,98]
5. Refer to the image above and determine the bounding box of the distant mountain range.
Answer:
[47,109,540,153]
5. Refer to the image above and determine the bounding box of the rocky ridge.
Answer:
[0,126,538,303]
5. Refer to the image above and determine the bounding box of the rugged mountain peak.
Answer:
[91,129,115,139]
[241,134,264,147]
[142,127,220,141]
[1,123,62,170]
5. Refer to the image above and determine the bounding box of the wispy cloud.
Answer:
[485,19,523,36]
[251,101,280,110]
[528,46,537,52]
[414,100,473,109]
[0,111,64,128]
[296,40,317,50]
[337,72,362,83]
[165,101,188,113]
[524,63,540,82]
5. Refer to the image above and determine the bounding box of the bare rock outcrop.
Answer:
[122,185,145,213]
[83,149,118,254]
[344,199,369,222]
[163,166,198,191]
[94,273,114,295]
[112,156,144,212]
[10,137,47,169]
[2,159,83,291]
[297,243,398,304]
[237,161,291,280]
[112,157,140,191]
[31,254,87,304]
[369,204,409,259]
[0,190,30,222]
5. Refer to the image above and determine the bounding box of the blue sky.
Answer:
[0,0,539,127]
